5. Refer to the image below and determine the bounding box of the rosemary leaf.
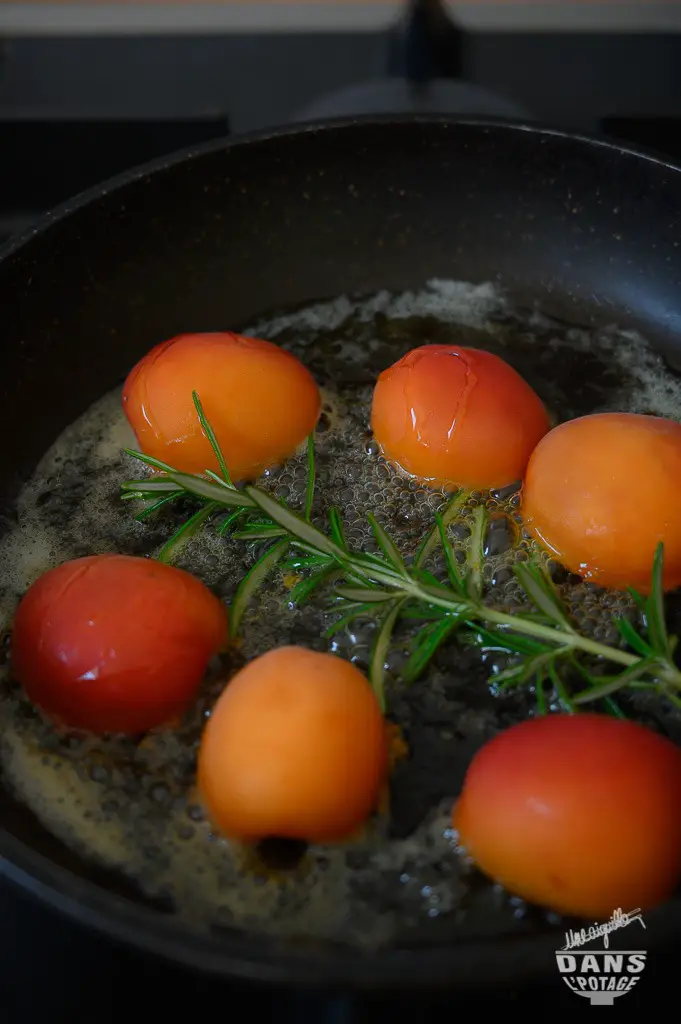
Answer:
[289,564,338,606]
[345,551,408,582]
[413,490,468,570]
[614,615,653,657]
[229,538,289,639]
[572,657,659,705]
[547,661,575,713]
[402,614,463,684]
[192,391,235,487]
[398,607,446,622]
[232,526,288,541]
[568,655,601,688]
[514,562,574,630]
[366,512,409,578]
[414,568,443,589]
[627,586,647,613]
[121,400,681,713]
[370,599,405,712]
[121,478,180,495]
[328,507,348,550]
[134,491,183,520]
[246,486,342,558]
[468,626,548,656]
[283,554,332,572]
[494,649,566,689]
[434,511,466,595]
[157,501,218,564]
[217,509,247,536]
[335,586,400,604]
[603,697,626,719]
[170,472,255,508]
[323,602,376,638]
[124,449,178,475]
[205,470,239,491]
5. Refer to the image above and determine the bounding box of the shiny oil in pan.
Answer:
[1,278,681,950]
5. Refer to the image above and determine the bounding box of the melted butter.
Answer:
[1,278,681,949]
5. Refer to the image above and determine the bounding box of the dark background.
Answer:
[2,30,681,241]
[2,15,681,1018]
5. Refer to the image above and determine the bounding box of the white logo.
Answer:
[555,908,647,1005]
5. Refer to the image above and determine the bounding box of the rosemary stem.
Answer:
[479,607,637,667]
[384,571,681,692]
[124,420,681,704]
[297,537,681,690]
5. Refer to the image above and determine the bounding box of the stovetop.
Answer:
[3,21,681,1019]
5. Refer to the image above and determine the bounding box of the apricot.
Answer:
[370,344,550,490]
[453,713,681,920]
[11,554,228,735]
[521,411,681,591]
[197,646,389,844]
[122,332,321,481]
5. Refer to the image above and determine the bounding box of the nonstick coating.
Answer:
[2,115,681,991]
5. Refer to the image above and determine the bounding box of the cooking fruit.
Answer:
[370,344,550,490]
[11,553,228,735]
[198,645,389,843]
[521,411,681,591]
[452,712,681,919]
[122,331,321,481]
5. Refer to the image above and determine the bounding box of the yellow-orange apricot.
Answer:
[197,646,389,844]
[521,411,681,591]
[453,713,681,920]
[122,332,321,481]
[370,345,550,490]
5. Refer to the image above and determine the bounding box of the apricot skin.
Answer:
[370,344,550,491]
[197,646,389,844]
[453,713,681,920]
[11,554,228,736]
[521,412,681,591]
[122,332,321,481]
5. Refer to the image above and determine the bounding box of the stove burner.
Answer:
[289,78,532,124]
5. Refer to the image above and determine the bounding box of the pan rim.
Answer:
[2,827,677,989]
[1,111,681,267]
[3,112,681,988]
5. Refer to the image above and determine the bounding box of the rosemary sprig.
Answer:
[121,394,681,712]
[229,538,290,640]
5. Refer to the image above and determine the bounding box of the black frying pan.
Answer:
[2,115,681,993]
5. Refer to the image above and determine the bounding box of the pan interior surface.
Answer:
[1,118,681,987]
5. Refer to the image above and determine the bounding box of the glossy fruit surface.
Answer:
[11,553,228,735]
[453,712,681,919]
[198,646,389,844]
[370,344,550,490]
[521,411,681,591]
[122,331,321,480]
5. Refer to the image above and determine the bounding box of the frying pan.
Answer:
[2,115,681,993]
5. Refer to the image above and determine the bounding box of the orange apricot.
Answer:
[11,554,228,735]
[521,411,681,591]
[453,713,681,920]
[370,344,550,491]
[197,646,389,844]
[122,332,321,481]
